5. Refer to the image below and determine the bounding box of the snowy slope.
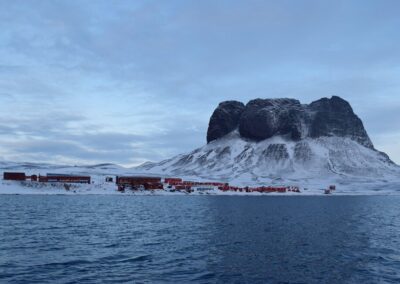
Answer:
[135,131,400,186]
[1,135,399,195]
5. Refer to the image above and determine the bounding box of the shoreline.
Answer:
[1,190,400,196]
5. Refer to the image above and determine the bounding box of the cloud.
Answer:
[0,0,400,164]
[0,108,206,166]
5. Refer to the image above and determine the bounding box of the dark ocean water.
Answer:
[1,195,400,284]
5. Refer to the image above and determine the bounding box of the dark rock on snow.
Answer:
[207,96,374,149]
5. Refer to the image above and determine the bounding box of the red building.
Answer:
[28,175,38,182]
[38,174,91,184]
[3,172,26,181]
[164,178,182,185]
[116,176,163,190]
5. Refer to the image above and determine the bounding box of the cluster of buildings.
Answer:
[2,172,303,193]
[3,172,91,184]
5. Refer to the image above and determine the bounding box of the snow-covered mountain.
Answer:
[136,96,400,186]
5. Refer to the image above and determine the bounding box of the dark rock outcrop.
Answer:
[207,101,245,143]
[206,96,374,149]
[263,144,290,161]
[239,98,304,141]
[308,96,373,148]
[294,141,313,162]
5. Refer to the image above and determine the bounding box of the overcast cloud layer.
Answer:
[0,0,400,166]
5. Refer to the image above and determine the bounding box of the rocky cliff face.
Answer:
[207,96,373,149]
[239,98,304,142]
[308,96,373,148]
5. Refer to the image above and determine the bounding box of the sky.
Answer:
[0,0,400,166]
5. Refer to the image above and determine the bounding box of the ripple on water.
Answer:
[1,195,400,283]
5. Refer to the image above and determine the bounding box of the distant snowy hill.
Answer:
[0,162,130,176]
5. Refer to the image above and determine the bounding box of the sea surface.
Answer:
[1,195,400,284]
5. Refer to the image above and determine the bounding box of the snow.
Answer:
[1,178,400,196]
[132,131,400,194]
[1,131,399,195]
[0,156,399,196]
